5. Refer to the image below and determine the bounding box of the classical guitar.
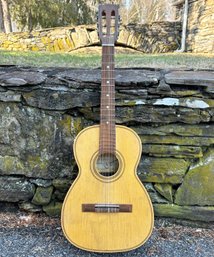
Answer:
[61,4,154,253]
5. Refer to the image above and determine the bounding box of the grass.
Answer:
[0,48,214,69]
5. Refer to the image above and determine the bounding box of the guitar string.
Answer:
[109,43,112,210]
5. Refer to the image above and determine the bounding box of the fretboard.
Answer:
[99,45,115,155]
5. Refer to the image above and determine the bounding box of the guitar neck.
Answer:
[99,45,116,155]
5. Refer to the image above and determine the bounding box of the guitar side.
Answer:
[61,125,154,253]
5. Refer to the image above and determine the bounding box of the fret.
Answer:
[102,61,115,63]
[102,76,115,80]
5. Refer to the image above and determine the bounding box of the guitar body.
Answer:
[61,125,154,253]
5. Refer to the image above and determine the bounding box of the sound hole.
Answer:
[96,153,119,177]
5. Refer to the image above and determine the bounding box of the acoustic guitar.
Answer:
[61,4,154,253]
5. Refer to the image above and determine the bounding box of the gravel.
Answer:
[0,205,214,257]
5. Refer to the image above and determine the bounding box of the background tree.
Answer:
[5,0,175,32]
[0,0,5,32]
[10,0,93,32]
[1,0,12,33]
[85,0,174,25]
[128,0,174,24]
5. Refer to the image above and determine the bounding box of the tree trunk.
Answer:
[0,0,5,32]
[28,9,33,32]
[1,0,12,33]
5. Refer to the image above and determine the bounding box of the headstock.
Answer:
[97,4,119,46]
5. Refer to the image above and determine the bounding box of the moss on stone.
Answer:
[0,155,25,175]
[32,186,53,206]
[53,190,66,201]
[140,135,214,146]
[143,144,203,158]
[154,183,174,202]
[41,37,50,44]
[138,157,189,183]
[65,37,75,49]
[59,115,71,133]
[53,40,60,52]
[57,38,64,50]
[175,148,214,206]
[27,155,49,171]
[43,201,62,216]
[31,46,39,51]
[52,178,72,192]
[154,204,214,222]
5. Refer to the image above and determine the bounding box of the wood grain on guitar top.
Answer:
[61,125,154,253]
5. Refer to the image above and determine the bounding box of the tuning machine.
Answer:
[118,15,122,25]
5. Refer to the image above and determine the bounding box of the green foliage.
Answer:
[10,0,93,31]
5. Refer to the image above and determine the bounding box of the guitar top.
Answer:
[61,4,154,253]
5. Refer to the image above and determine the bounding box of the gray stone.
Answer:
[157,80,172,92]
[29,178,52,187]
[132,124,214,137]
[80,106,211,124]
[116,97,214,109]
[0,176,35,202]
[152,97,214,109]
[23,89,100,110]
[57,69,161,88]
[0,103,74,179]
[3,78,27,86]
[18,201,43,212]
[138,157,189,183]
[0,91,22,102]
[144,183,169,203]
[118,89,148,97]
[0,71,47,86]
[165,71,214,86]
[175,148,214,206]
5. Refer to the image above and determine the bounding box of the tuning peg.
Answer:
[118,15,122,25]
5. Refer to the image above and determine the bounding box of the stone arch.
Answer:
[0,22,181,53]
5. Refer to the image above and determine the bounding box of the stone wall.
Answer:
[0,66,214,222]
[0,22,181,53]
[186,0,214,52]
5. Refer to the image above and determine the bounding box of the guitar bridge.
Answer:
[82,204,132,213]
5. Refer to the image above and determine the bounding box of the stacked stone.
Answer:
[0,25,99,52]
[0,22,181,53]
[120,21,181,53]
[186,0,214,53]
[0,66,213,221]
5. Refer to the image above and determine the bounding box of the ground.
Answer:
[0,47,214,69]
[0,204,214,257]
